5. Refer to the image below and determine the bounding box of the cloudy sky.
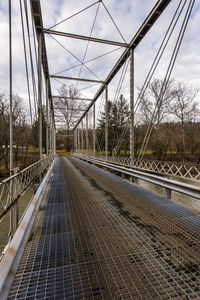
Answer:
[0,0,200,126]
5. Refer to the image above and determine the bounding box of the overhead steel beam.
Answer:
[105,86,108,161]
[50,75,104,84]
[30,0,55,124]
[57,134,73,137]
[130,49,134,160]
[74,0,172,129]
[93,104,96,156]
[43,28,129,48]
[54,120,66,122]
[54,115,68,117]
[56,126,75,129]
[38,33,42,160]
[54,107,86,112]
[55,115,82,118]
[52,96,93,101]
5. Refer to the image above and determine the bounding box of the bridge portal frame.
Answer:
[30,0,172,160]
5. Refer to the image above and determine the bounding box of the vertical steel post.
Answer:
[76,129,78,153]
[12,168,19,233]
[49,110,53,154]
[52,124,56,156]
[74,129,77,153]
[9,0,17,236]
[81,120,84,154]
[105,85,108,161]
[46,79,49,156]
[130,49,134,161]
[165,188,172,200]
[77,128,79,154]
[86,113,89,155]
[77,128,79,153]
[51,112,54,155]
[93,103,96,156]
[78,126,80,154]
[72,130,74,154]
[53,124,56,155]
[38,33,42,160]
[9,0,13,174]
[73,129,76,154]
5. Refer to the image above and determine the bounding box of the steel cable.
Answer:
[53,47,123,76]
[23,0,37,118]
[48,1,100,30]
[101,1,127,44]
[111,0,188,158]
[139,0,195,159]
[134,0,187,115]
[50,35,102,81]
[19,0,32,125]
[75,2,101,90]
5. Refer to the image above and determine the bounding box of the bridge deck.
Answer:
[8,157,200,299]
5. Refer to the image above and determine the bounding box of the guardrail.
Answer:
[0,157,56,298]
[74,154,200,201]
[0,155,55,236]
[74,154,200,180]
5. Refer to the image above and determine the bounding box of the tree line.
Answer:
[0,78,199,177]
[0,92,47,177]
[96,79,200,163]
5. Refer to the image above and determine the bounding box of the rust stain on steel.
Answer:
[7,247,16,257]
[32,199,37,205]
[19,223,26,230]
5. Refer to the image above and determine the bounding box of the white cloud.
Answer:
[0,0,200,127]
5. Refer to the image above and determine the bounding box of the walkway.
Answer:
[8,157,200,299]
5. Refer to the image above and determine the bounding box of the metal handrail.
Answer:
[74,154,200,201]
[83,153,200,180]
[0,155,55,219]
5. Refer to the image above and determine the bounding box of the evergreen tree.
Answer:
[96,95,129,155]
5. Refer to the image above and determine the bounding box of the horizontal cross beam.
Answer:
[55,115,82,118]
[50,75,104,84]
[52,96,93,101]
[54,107,86,112]
[30,0,55,124]
[43,29,129,48]
[74,0,172,129]
[57,134,73,137]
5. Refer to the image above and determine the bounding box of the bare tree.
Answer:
[139,79,174,126]
[54,84,87,151]
[0,93,29,174]
[138,79,174,159]
[170,81,199,153]
[13,95,27,164]
[0,92,9,171]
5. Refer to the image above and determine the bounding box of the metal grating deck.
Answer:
[8,157,200,299]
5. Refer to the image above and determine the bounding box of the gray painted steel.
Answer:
[7,157,200,299]
[43,29,129,47]
[74,0,172,128]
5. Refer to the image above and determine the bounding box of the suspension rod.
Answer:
[74,0,172,129]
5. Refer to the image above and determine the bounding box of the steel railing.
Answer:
[74,154,200,201]
[76,153,200,180]
[0,155,55,221]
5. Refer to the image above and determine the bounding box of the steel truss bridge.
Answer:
[1,0,200,299]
